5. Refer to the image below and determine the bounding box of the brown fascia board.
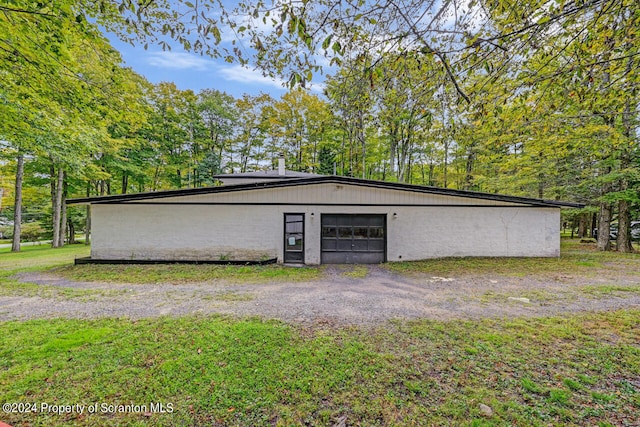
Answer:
[66,175,585,208]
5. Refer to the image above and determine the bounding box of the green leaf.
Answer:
[322,35,333,50]
[212,26,221,44]
[537,15,551,25]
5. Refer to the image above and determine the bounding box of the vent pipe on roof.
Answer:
[278,154,285,176]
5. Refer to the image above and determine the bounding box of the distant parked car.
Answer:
[593,221,640,240]
[632,221,640,240]
[592,226,615,240]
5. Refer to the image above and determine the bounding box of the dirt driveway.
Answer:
[2,265,639,325]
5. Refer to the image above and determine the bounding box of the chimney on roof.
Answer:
[278,153,285,176]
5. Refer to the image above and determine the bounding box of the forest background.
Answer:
[0,0,638,252]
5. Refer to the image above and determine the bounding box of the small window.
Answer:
[338,227,352,238]
[353,227,368,239]
[369,227,385,239]
[286,221,303,233]
[322,227,337,238]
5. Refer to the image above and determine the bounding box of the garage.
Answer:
[70,175,579,264]
[321,214,386,264]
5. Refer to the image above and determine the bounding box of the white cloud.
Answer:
[217,64,286,89]
[217,64,326,95]
[147,51,213,71]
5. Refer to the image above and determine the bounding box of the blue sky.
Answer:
[106,34,292,99]
[105,31,333,100]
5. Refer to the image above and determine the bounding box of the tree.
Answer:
[2,0,154,248]
[198,89,237,175]
[264,90,332,172]
[325,63,375,178]
[317,145,336,175]
[234,94,274,172]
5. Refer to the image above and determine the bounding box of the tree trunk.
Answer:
[578,214,587,239]
[52,166,64,248]
[68,220,76,244]
[11,153,24,252]
[443,137,449,188]
[59,173,67,247]
[389,125,397,180]
[618,199,632,252]
[617,98,634,253]
[356,113,366,179]
[464,142,476,191]
[85,206,91,245]
[596,202,612,251]
[85,183,91,245]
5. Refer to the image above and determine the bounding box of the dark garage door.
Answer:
[321,214,386,264]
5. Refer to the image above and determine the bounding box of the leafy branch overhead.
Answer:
[4,0,628,100]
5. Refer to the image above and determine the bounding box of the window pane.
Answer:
[338,227,352,238]
[369,228,384,238]
[286,214,303,223]
[286,234,303,250]
[353,227,368,239]
[286,222,303,233]
[322,227,337,238]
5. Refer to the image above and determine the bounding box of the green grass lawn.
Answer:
[53,262,321,284]
[1,313,638,426]
[19,239,637,286]
[384,238,640,277]
[0,243,90,271]
[1,240,639,426]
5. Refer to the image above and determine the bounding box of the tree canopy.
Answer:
[0,0,638,252]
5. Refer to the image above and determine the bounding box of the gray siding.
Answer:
[131,183,522,206]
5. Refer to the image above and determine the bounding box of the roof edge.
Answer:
[66,175,585,208]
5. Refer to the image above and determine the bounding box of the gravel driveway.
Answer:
[2,265,639,325]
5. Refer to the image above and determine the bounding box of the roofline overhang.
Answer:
[213,175,313,179]
[66,175,585,208]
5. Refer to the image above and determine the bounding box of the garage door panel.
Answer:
[321,214,386,264]
[337,240,353,251]
[337,216,352,226]
[352,240,368,251]
[321,239,337,250]
[368,240,385,251]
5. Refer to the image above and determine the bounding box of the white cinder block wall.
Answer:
[385,206,560,260]
[91,203,560,263]
[91,204,284,261]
